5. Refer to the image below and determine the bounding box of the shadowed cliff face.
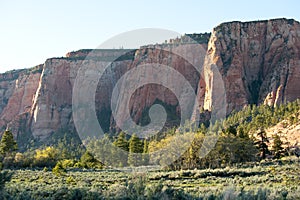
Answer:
[28,43,207,139]
[110,44,207,132]
[204,18,300,114]
[0,18,300,141]
[29,51,137,140]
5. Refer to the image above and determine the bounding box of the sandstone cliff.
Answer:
[30,50,136,140]
[203,18,300,114]
[0,19,299,143]
[0,66,43,136]
[29,41,208,139]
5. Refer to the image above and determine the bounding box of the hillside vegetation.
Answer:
[0,100,299,199]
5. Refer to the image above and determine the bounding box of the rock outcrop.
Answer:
[203,18,300,114]
[0,19,300,143]
[0,66,43,135]
[30,51,136,139]
[29,42,208,139]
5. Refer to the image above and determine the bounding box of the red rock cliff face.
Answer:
[118,43,207,128]
[1,19,300,141]
[29,43,207,139]
[30,55,134,140]
[0,66,42,135]
[203,18,300,114]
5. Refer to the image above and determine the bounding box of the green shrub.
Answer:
[0,170,12,190]
[66,176,75,185]
[52,161,66,176]
[43,167,48,172]
[61,159,77,169]
[80,151,102,169]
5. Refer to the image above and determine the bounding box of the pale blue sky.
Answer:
[0,0,299,73]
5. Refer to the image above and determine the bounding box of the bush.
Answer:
[34,147,59,167]
[80,151,102,169]
[52,161,66,176]
[0,170,12,190]
[60,159,77,169]
[66,176,76,185]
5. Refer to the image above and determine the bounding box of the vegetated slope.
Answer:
[266,114,300,149]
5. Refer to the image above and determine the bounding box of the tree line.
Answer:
[0,99,299,171]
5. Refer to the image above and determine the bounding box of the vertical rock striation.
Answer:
[0,66,43,135]
[203,18,300,114]
[0,19,300,142]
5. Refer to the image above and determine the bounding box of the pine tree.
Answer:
[272,134,284,159]
[80,151,101,169]
[254,115,265,129]
[113,132,128,151]
[0,130,17,157]
[113,132,129,167]
[254,129,269,160]
[128,134,143,166]
[225,125,237,136]
[91,134,112,165]
[237,126,248,138]
[142,139,149,165]
[199,123,207,133]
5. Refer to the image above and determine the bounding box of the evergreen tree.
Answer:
[186,138,200,169]
[0,130,17,157]
[80,151,101,169]
[88,134,113,165]
[254,129,269,160]
[128,134,143,166]
[272,134,284,159]
[113,132,129,167]
[237,126,248,138]
[199,123,207,133]
[55,132,85,160]
[142,139,149,165]
[254,115,265,129]
[225,125,237,136]
[113,132,128,151]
